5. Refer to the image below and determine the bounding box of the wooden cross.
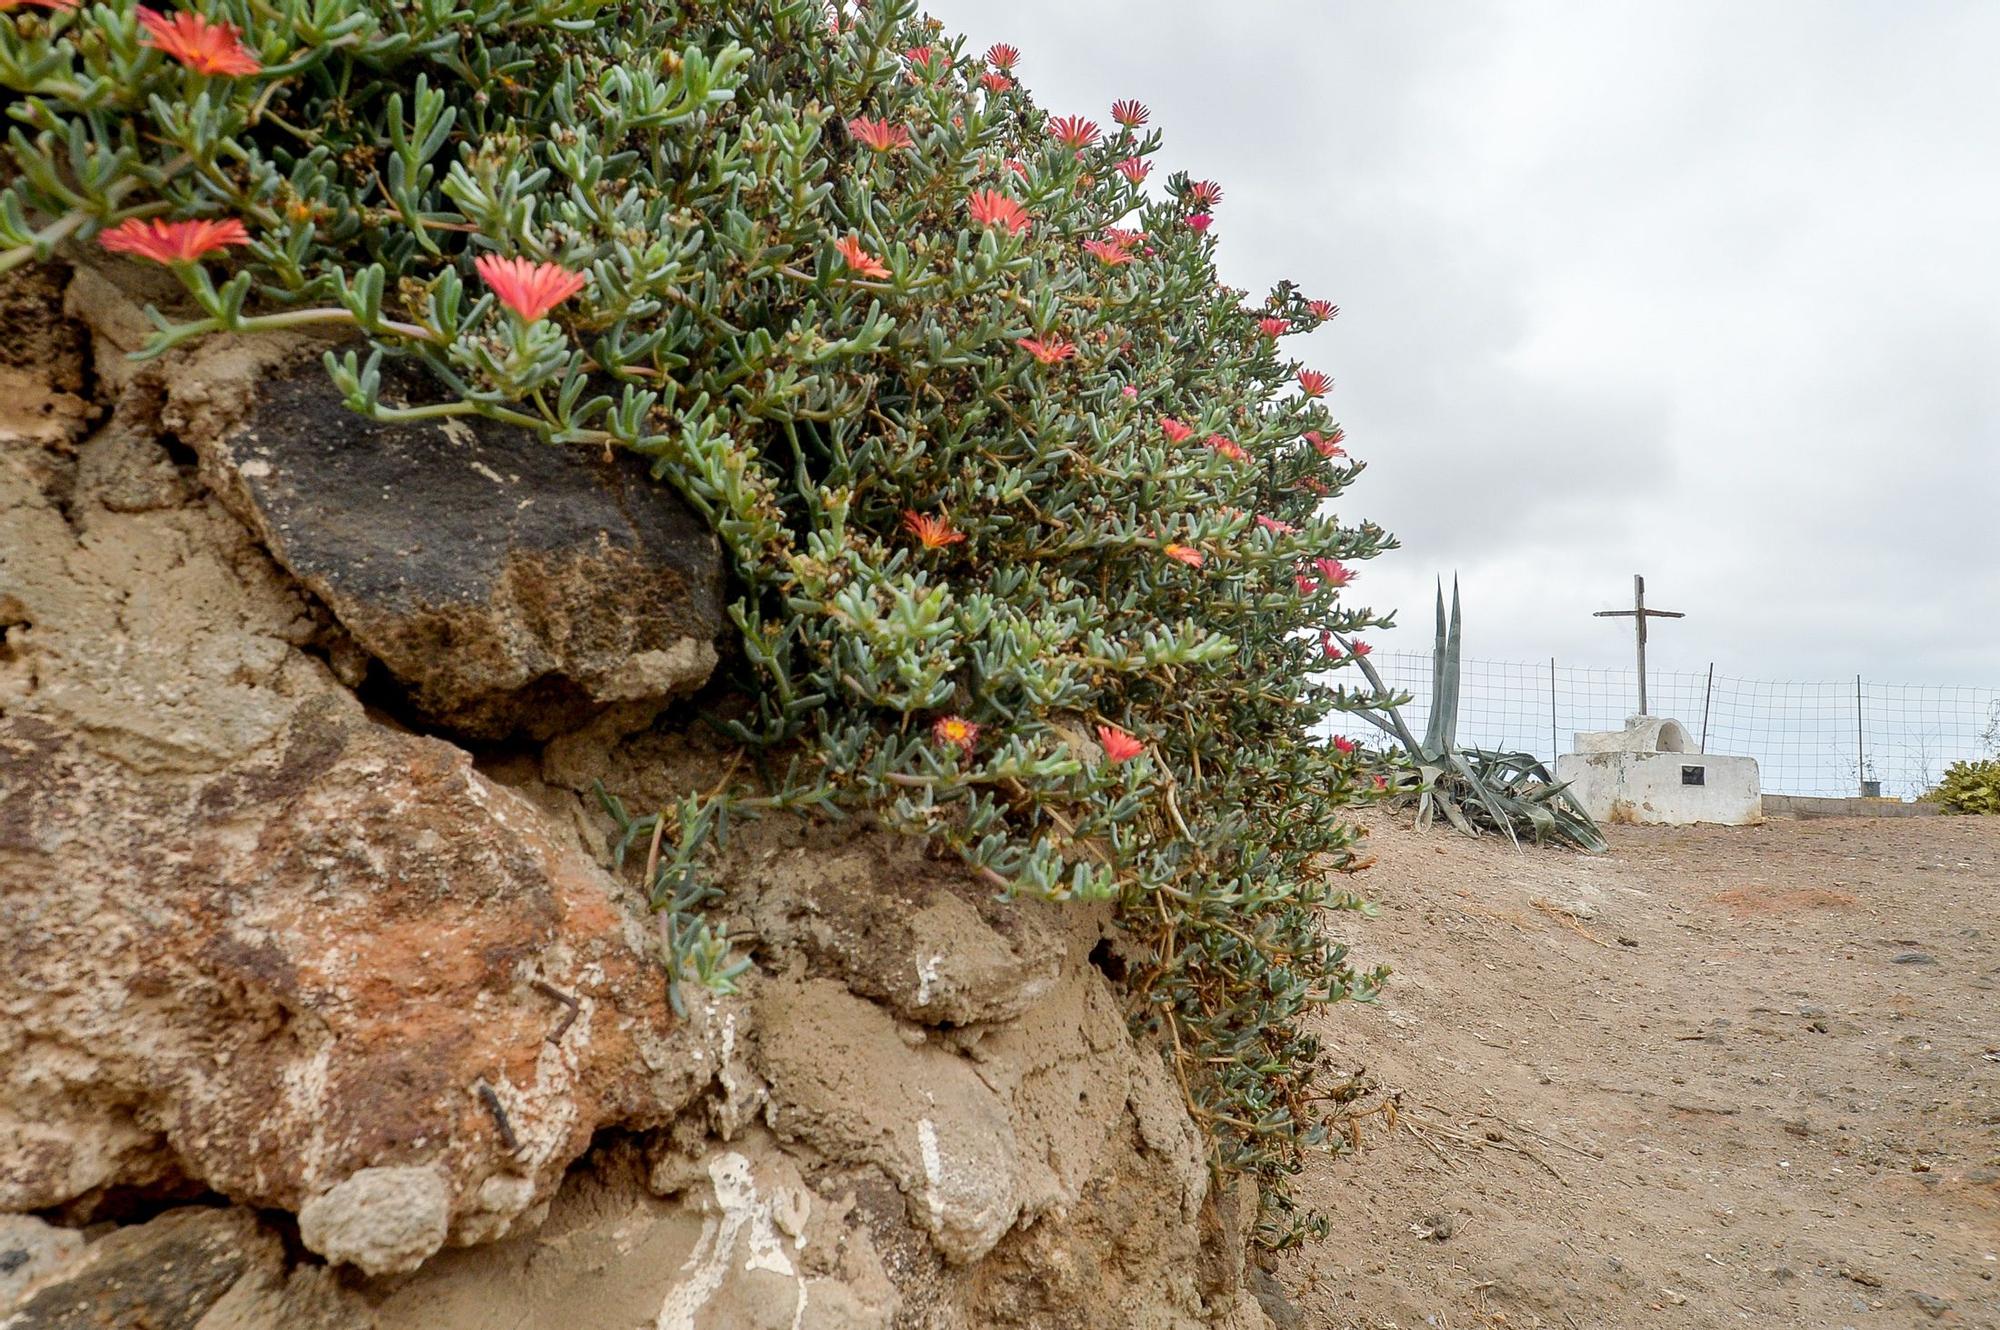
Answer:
[1593,574,1684,716]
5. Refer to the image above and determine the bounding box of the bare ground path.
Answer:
[1279,817,2000,1329]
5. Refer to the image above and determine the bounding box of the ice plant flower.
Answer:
[847,116,912,152]
[1186,213,1213,233]
[1320,630,1342,658]
[1350,640,1373,656]
[473,254,587,321]
[1296,573,1320,595]
[832,233,889,279]
[1332,736,1357,755]
[980,72,1012,93]
[1163,543,1204,568]
[966,189,1031,235]
[1206,433,1247,463]
[98,216,250,265]
[1097,724,1145,763]
[932,715,980,754]
[1048,115,1100,150]
[1255,515,1295,535]
[1257,317,1290,339]
[902,510,966,550]
[1110,99,1150,128]
[1158,416,1194,444]
[1314,557,1354,587]
[135,7,261,76]
[1016,335,1075,365]
[1103,227,1146,251]
[1306,429,1345,458]
[1298,475,1330,497]
[1081,238,1133,266]
[1297,369,1332,397]
[1120,384,1139,399]
[1308,299,1339,322]
[984,42,1020,70]
[1187,179,1224,209]
[1005,158,1029,177]
[1115,157,1151,184]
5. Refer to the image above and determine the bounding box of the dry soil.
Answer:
[1280,815,2000,1330]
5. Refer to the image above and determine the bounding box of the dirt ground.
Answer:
[1279,815,2000,1330]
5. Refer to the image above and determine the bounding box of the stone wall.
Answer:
[0,264,1280,1330]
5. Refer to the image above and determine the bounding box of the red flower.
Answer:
[980,72,1013,93]
[1257,316,1290,339]
[1297,369,1332,397]
[1048,115,1101,150]
[903,510,967,550]
[1372,774,1390,792]
[1314,557,1354,588]
[904,44,933,65]
[136,7,261,76]
[1163,543,1205,568]
[1005,158,1029,177]
[1350,640,1373,656]
[984,42,1020,70]
[1255,515,1295,535]
[1158,416,1194,444]
[1320,630,1342,658]
[1082,238,1132,267]
[1110,99,1149,128]
[1016,336,1075,365]
[1115,157,1151,184]
[1186,179,1224,209]
[1097,724,1145,763]
[967,189,1031,235]
[1103,227,1146,250]
[833,233,889,280]
[474,255,588,321]
[848,116,913,152]
[1298,475,1330,497]
[1306,430,1345,459]
[1308,299,1339,322]
[1206,433,1246,463]
[933,715,980,753]
[1296,573,1320,595]
[1186,213,1213,233]
[1332,736,1357,755]
[98,216,250,264]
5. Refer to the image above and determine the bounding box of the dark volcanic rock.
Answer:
[202,356,723,739]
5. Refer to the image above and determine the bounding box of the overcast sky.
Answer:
[927,1,2000,686]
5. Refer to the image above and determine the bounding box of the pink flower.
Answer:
[1297,369,1332,398]
[933,715,980,753]
[980,72,1012,93]
[833,233,890,280]
[967,189,1031,235]
[1082,238,1133,266]
[1306,430,1345,459]
[1257,316,1290,339]
[1308,299,1339,322]
[136,7,260,76]
[1159,416,1194,444]
[1314,558,1354,588]
[1097,724,1145,763]
[1163,543,1205,568]
[1321,630,1342,658]
[1110,99,1150,128]
[1115,157,1151,185]
[474,254,588,321]
[903,510,967,549]
[1048,115,1101,150]
[1103,227,1146,250]
[1255,515,1295,535]
[984,42,1020,70]
[848,116,913,152]
[1187,180,1224,209]
[1016,336,1076,365]
[98,216,250,264]
[1186,213,1213,233]
[1332,736,1357,755]
[1296,573,1320,596]
[1206,433,1246,463]
[1350,640,1373,656]
[1120,385,1139,399]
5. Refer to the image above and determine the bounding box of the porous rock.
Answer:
[195,353,724,739]
[297,1166,452,1277]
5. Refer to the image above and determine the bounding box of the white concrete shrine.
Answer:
[1553,716,1761,826]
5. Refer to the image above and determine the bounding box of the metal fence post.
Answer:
[1855,674,1866,794]
[1549,657,1558,762]
[1699,663,1714,754]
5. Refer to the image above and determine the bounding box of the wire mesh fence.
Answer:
[1328,652,1999,799]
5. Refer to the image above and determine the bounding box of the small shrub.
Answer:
[3,0,1397,1237]
[1925,760,2000,814]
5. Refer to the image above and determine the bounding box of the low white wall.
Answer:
[1553,751,1762,826]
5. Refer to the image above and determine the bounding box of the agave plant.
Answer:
[1338,581,1605,852]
